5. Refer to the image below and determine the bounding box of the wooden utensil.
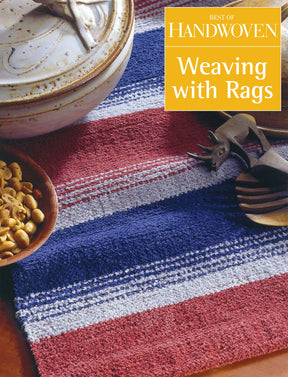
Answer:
[0,144,58,266]
[224,0,288,137]
[236,171,288,225]
[188,113,288,225]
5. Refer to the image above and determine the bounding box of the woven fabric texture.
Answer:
[4,0,288,376]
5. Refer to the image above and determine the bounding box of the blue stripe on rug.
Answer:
[96,76,164,109]
[11,179,276,298]
[16,226,288,318]
[117,28,164,88]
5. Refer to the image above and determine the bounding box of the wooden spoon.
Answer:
[236,171,288,226]
[0,143,58,267]
[225,0,288,137]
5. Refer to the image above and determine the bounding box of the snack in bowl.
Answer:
[0,144,58,266]
[0,161,45,260]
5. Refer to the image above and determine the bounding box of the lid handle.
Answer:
[33,0,108,51]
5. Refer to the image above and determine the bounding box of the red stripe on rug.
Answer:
[8,109,211,186]
[135,0,199,16]
[31,273,288,377]
[55,155,192,196]
[57,164,193,210]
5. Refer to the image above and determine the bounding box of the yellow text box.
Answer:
[165,7,281,111]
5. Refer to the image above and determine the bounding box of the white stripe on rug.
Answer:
[18,247,288,342]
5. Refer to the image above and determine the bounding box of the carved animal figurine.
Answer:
[187,113,271,170]
[33,0,108,50]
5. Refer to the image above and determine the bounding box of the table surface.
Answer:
[1,294,288,377]
[1,1,288,374]
[1,1,288,375]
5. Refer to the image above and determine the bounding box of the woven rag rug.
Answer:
[2,0,288,376]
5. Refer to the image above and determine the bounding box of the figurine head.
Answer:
[187,131,230,170]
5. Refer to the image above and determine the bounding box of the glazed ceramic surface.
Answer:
[0,0,134,138]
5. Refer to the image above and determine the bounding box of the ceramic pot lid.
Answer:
[0,0,133,103]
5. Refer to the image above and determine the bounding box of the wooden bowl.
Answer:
[225,0,288,137]
[0,144,58,266]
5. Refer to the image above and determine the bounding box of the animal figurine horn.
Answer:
[188,113,270,170]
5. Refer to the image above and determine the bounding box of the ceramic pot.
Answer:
[0,0,134,139]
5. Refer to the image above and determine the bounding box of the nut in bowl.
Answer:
[0,144,58,266]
